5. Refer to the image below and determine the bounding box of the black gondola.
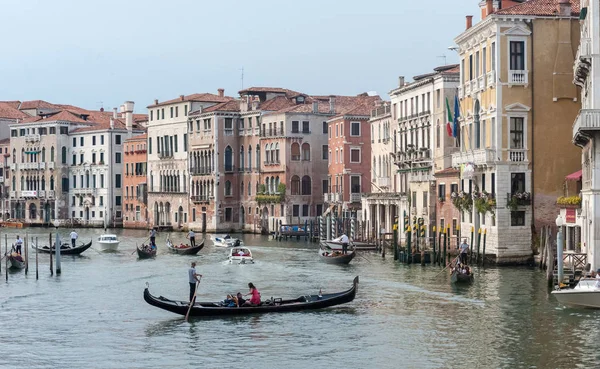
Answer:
[144,276,359,317]
[451,270,474,283]
[31,240,93,255]
[166,239,204,255]
[137,244,157,259]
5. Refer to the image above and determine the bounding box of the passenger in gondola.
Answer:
[464,266,471,276]
[242,283,261,306]
[223,294,236,307]
[236,292,246,307]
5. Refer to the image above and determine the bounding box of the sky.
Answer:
[0,0,473,113]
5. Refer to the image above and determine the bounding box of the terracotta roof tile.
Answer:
[0,102,29,120]
[201,100,241,113]
[495,0,580,16]
[126,133,147,142]
[434,168,459,176]
[0,101,22,109]
[19,100,57,110]
[239,87,303,98]
[0,138,10,145]
[20,110,89,124]
[148,93,233,108]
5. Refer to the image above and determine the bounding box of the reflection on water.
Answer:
[1,228,600,368]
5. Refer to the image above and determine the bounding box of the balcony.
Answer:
[452,148,497,167]
[508,70,528,85]
[458,85,463,99]
[38,162,46,170]
[477,75,486,91]
[409,171,433,183]
[190,167,212,176]
[0,176,4,183]
[254,127,260,135]
[574,38,592,87]
[471,79,478,93]
[324,193,330,202]
[464,82,471,95]
[224,129,233,136]
[73,188,96,195]
[10,163,16,170]
[38,190,46,198]
[9,191,15,198]
[350,193,361,203]
[377,177,390,188]
[20,190,38,198]
[573,109,600,146]
[507,149,528,162]
[158,151,173,159]
[22,163,39,170]
[487,70,496,87]
[25,134,40,142]
[191,195,209,204]
[48,162,55,170]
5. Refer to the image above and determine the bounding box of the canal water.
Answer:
[0,228,599,368]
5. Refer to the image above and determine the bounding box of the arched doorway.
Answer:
[44,203,50,223]
[29,203,37,220]
[15,203,21,219]
[165,202,171,226]
[85,207,90,221]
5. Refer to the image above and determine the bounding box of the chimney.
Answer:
[109,118,114,130]
[329,96,336,114]
[466,15,473,30]
[112,108,118,119]
[179,95,184,101]
[123,101,134,131]
[252,98,259,111]
[154,99,158,105]
[558,0,571,16]
[313,101,319,113]
[218,88,224,97]
[398,76,405,87]
[100,107,104,112]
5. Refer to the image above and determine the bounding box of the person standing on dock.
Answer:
[149,228,157,247]
[69,230,78,248]
[340,234,349,254]
[15,235,23,255]
[459,239,469,265]
[188,262,202,303]
[187,229,196,248]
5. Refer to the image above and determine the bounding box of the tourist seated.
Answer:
[464,266,471,275]
[236,292,245,307]
[223,294,236,307]
[238,250,245,256]
[242,283,261,307]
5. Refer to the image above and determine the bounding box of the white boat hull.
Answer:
[552,279,600,308]
[229,256,254,264]
[211,235,241,247]
[98,241,120,251]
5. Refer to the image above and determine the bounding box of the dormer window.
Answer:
[296,96,305,104]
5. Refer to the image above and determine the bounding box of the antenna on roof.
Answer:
[240,67,244,89]
[437,55,447,66]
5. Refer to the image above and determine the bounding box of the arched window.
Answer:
[240,145,244,170]
[275,176,280,191]
[373,158,376,177]
[265,144,270,164]
[241,180,244,196]
[301,175,311,195]
[61,146,67,164]
[12,176,15,191]
[12,149,15,164]
[270,176,275,193]
[21,148,24,163]
[255,145,260,168]
[248,147,252,171]
[436,119,441,148]
[275,143,280,163]
[291,143,300,161]
[50,146,55,162]
[265,177,270,193]
[269,143,274,163]
[41,147,46,162]
[50,176,54,191]
[248,181,251,196]
[291,175,300,195]
[225,180,232,196]
[224,146,233,171]
[302,143,310,161]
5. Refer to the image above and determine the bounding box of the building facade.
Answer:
[453,0,581,263]
[124,134,149,229]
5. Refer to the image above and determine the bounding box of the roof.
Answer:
[148,93,233,108]
[239,87,303,98]
[20,110,89,124]
[125,133,148,142]
[565,169,582,181]
[0,138,10,145]
[0,102,28,120]
[0,101,21,109]
[201,100,241,113]
[434,168,460,176]
[19,100,57,110]
[495,0,580,16]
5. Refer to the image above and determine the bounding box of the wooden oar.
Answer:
[433,256,459,278]
[132,237,151,255]
[185,278,201,322]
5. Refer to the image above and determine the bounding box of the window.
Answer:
[438,184,446,200]
[302,204,309,217]
[350,122,360,136]
[491,42,496,71]
[292,121,299,133]
[150,111,153,121]
[62,177,69,192]
[291,175,300,195]
[301,143,310,161]
[322,179,328,194]
[115,174,121,188]
[291,143,300,161]
[100,196,104,206]
[436,120,440,148]
[301,176,311,195]
[101,135,104,145]
[422,191,428,210]
[115,152,121,163]
[72,155,76,165]
[224,118,233,135]
[92,136,96,145]
[92,153,96,164]
[116,196,122,206]
[322,122,328,134]
[491,173,496,196]
[316,204,323,216]
[225,207,232,222]
[328,126,331,139]
[225,180,232,196]
[184,105,188,116]
[511,173,525,194]
[100,152,104,164]
[72,137,76,147]
[350,148,361,163]
[80,153,84,164]
[115,135,121,145]
[175,106,178,117]
[170,107,173,118]
[60,127,68,135]
[322,145,328,160]
[72,175,77,189]
[100,174,104,188]
[511,211,525,226]
[510,117,524,149]
[293,204,299,217]
[174,135,178,152]
[510,41,525,70]
[481,174,486,192]
[482,47,487,74]
[350,176,360,194]
[302,121,309,133]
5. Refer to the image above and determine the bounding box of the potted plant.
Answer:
[556,196,581,208]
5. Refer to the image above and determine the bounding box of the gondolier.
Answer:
[187,229,196,248]
[459,239,469,264]
[340,234,349,255]
[149,228,157,247]
[15,235,23,255]
[70,230,78,248]
[188,262,202,303]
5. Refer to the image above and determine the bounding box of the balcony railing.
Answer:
[471,79,478,92]
[47,190,55,199]
[452,148,497,167]
[464,82,471,95]
[409,172,433,183]
[573,109,600,144]
[190,167,212,175]
[477,75,486,91]
[25,134,40,142]
[458,85,464,99]
[9,191,15,198]
[324,193,330,202]
[224,129,233,136]
[508,149,527,162]
[350,193,361,203]
[20,190,38,198]
[48,162,55,170]
[224,165,235,173]
[486,70,496,87]
[509,70,528,85]
[10,163,16,170]
[158,151,173,159]
[191,195,209,203]
[0,176,4,183]
[73,188,96,195]
[378,177,390,188]
[38,190,46,198]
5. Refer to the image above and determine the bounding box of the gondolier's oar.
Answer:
[433,256,459,278]
[185,278,201,322]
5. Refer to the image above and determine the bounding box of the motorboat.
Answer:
[228,247,254,264]
[97,234,120,251]
[211,234,241,247]
[552,278,600,308]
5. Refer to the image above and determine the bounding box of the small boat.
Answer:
[321,240,377,251]
[31,240,93,255]
[6,252,25,269]
[211,234,241,247]
[144,276,358,317]
[552,278,600,308]
[228,247,254,264]
[166,239,205,255]
[98,234,120,251]
[319,245,356,265]
[450,269,474,284]
[137,244,157,259]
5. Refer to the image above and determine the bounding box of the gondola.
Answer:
[31,240,93,255]
[137,244,157,259]
[166,239,204,255]
[319,245,356,265]
[6,253,25,270]
[450,269,474,284]
[321,240,378,251]
[144,276,358,317]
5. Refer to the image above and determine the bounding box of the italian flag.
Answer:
[445,97,453,137]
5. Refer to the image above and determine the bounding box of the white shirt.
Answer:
[70,232,78,240]
[340,235,349,243]
[188,231,195,238]
[15,238,23,246]
[188,267,198,284]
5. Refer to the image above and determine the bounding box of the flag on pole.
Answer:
[445,97,453,137]
[453,95,461,146]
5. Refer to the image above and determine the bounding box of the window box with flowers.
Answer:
[473,191,496,214]
[556,196,581,209]
[451,191,473,213]
[507,191,531,211]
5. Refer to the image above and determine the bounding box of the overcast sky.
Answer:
[0,0,472,112]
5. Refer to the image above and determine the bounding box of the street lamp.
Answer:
[556,214,564,286]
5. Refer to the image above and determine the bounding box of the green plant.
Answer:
[475,197,496,214]
[451,191,473,213]
[258,184,266,194]
[556,196,581,206]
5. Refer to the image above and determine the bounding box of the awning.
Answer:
[565,169,582,181]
